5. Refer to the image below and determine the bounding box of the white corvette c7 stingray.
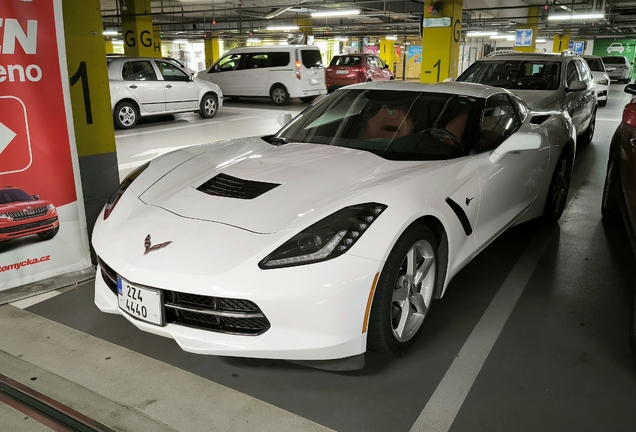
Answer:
[93,82,575,369]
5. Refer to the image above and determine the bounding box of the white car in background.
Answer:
[92,82,575,369]
[108,56,223,129]
[602,55,634,83]
[583,55,610,107]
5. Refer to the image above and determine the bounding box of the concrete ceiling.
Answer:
[99,0,636,40]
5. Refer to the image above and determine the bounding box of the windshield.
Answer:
[602,56,627,65]
[457,60,562,90]
[0,189,35,205]
[275,89,477,161]
[331,56,362,66]
[584,57,605,71]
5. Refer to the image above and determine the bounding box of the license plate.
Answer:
[310,78,320,85]
[118,278,163,326]
[336,70,348,75]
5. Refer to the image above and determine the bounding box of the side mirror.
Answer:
[443,77,455,83]
[567,80,587,92]
[278,113,292,127]
[625,84,636,95]
[383,64,389,69]
[489,133,541,163]
[33,194,39,200]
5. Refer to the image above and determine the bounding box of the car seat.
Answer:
[362,107,414,139]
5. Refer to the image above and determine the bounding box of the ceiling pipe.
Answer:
[237,7,293,19]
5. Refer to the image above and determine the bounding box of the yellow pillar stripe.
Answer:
[515,7,540,53]
[420,0,463,83]
[121,0,161,58]
[379,39,395,67]
[62,0,117,158]
[553,32,571,53]
[204,38,221,70]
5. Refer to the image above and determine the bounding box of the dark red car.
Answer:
[601,84,636,355]
[326,54,394,91]
[0,187,59,242]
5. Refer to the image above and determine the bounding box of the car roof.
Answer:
[227,45,319,53]
[477,52,576,62]
[344,81,512,99]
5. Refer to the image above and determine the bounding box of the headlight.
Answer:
[0,213,8,219]
[46,204,55,212]
[596,79,609,86]
[259,203,387,269]
[103,162,150,220]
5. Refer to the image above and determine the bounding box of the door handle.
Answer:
[129,84,137,89]
[165,84,172,89]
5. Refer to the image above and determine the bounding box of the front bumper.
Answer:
[94,251,382,361]
[0,214,58,241]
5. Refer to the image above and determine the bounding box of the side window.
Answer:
[574,60,589,83]
[155,61,189,81]
[478,95,521,153]
[122,61,157,81]
[211,54,242,73]
[270,52,290,67]
[245,53,270,69]
[509,95,528,123]
[565,61,580,87]
[366,56,377,67]
[376,57,386,68]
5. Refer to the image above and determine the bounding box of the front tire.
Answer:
[270,84,289,106]
[37,227,58,240]
[367,224,439,355]
[114,101,138,129]
[601,151,621,220]
[199,93,218,119]
[543,147,573,223]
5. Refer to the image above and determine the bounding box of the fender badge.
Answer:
[465,197,475,206]
[144,234,172,255]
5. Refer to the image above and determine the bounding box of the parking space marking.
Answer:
[116,115,258,138]
[10,290,61,310]
[410,225,555,432]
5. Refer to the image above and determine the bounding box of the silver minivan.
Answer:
[197,45,327,105]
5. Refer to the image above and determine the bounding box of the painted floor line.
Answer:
[116,115,258,137]
[10,290,61,310]
[409,225,555,432]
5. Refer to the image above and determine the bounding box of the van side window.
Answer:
[245,53,270,69]
[270,52,290,67]
[212,54,242,73]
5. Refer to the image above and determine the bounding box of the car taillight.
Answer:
[295,60,301,79]
[326,68,333,72]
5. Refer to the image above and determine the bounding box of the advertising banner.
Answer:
[408,46,422,63]
[0,0,91,290]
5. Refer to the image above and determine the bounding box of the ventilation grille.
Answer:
[7,206,49,221]
[530,114,551,125]
[197,173,280,200]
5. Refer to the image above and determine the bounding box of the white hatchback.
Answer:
[108,56,223,129]
[583,55,610,107]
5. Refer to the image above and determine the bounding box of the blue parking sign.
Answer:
[515,29,533,47]
[568,40,585,55]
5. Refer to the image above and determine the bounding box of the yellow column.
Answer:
[553,32,571,53]
[515,7,540,53]
[153,24,163,57]
[62,0,120,246]
[204,38,221,69]
[104,39,114,53]
[299,18,313,44]
[420,0,463,83]
[379,39,395,67]
[121,0,160,57]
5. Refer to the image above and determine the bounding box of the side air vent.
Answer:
[197,173,280,200]
[530,114,551,125]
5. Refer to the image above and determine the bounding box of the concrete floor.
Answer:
[1,87,636,431]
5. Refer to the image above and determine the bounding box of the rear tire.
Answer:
[367,224,439,355]
[579,110,596,146]
[270,84,289,106]
[543,147,573,223]
[601,151,621,220]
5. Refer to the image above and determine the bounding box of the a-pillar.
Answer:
[379,39,395,69]
[121,0,160,57]
[204,38,221,70]
[515,7,539,53]
[420,0,463,83]
[62,0,120,259]
[553,32,570,53]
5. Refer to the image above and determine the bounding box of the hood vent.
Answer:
[197,173,280,200]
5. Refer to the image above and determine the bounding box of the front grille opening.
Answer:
[7,206,49,221]
[0,217,58,234]
[197,173,280,200]
[97,257,270,336]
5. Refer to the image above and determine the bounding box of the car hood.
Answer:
[509,90,562,110]
[138,137,435,234]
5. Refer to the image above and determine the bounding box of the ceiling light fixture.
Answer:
[536,38,547,43]
[334,36,349,41]
[490,34,513,39]
[247,38,260,42]
[466,31,498,37]
[385,35,398,40]
[267,25,300,31]
[103,30,119,36]
[311,9,360,18]
[548,13,604,21]
[173,39,188,44]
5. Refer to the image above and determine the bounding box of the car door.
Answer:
[375,56,392,80]
[242,53,271,96]
[563,59,585,134]
[471,94,550,249]
[120,60,165,113]
[153,60,198,111]
[366,55,380,80]
[574,58,597,131]
[202,53,243,96]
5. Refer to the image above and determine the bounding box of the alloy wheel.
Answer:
[272,88,286,104]
[550,154,571,217]
[118,106,136,127]
[204,98,216,116]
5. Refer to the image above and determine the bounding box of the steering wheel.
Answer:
[419,128,464,151]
